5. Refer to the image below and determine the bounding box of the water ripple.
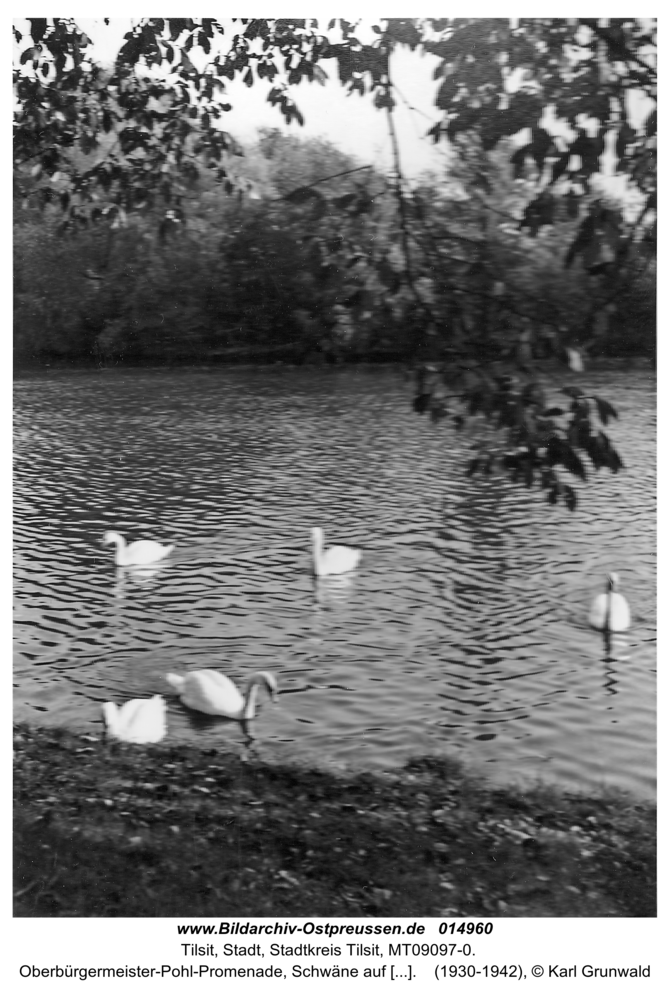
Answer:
[14,363,655,797]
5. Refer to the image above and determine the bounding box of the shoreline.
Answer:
[13,351,655,375]
[14,725,656,919]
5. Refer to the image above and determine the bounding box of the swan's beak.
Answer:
[265,673,279,703]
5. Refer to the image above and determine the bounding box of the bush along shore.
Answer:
[13,726,655,919]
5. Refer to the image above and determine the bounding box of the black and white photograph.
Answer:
[13,13,656,940]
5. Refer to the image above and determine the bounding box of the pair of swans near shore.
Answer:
[103,671,278,745]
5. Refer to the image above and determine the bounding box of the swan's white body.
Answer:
[566,347,584,372]
[102,695,167,744]
[166,670,277,719]
[589,573,631,632]
[103,531,174,566]
[311,527,361,576]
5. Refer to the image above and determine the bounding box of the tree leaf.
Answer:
[593,396,618,424]
[429,400,448,423]
[181,50,196,73]
[284,187,323,205]
[413,393,431,415]
[563,485,578,511]
[29,19,48,44]
[20,46,38,66]
[560,442,587,480]
[523,462,534,488]
[169,18,188,41]
[551,152,571,184]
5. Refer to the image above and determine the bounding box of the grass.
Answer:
[13,725,656,918]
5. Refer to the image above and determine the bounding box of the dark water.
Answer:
[13,363,656,798]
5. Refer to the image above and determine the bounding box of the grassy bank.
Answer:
[14,726,655,918]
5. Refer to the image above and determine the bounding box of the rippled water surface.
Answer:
[14,364,656,797]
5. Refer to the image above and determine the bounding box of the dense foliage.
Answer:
[14,18,656,234]
[13,18,656,508]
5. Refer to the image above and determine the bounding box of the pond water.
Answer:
[13,363,656,798]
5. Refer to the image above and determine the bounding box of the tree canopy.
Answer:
[14,18,656,225]
[13,17,656,511]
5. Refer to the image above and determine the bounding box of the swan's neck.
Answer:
[103,703,121,738]
[312,530,324,574]
[242,680,261,720]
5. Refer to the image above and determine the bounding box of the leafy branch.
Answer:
[412,364,623,511]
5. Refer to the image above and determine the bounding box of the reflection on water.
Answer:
[14,363,656,797]
[113,563,170,598]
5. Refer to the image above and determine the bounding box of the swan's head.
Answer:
[242,671,279,725]
[256,671,278,702]
[103,531,123,546]
[311,527,324,543]
[607,572,620,590]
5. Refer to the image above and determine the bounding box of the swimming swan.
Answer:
[102,695,167,744]
[589,573,631,632]
[103,531,175,566]
[166,670,278,719]
[311,527,361,576]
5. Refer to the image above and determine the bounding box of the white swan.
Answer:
[589,573,631,632]
[566,346,584,372]
[166,670,278,720]
[103,530,174,566]
[102,695,167,744]
[311,527,361,576]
